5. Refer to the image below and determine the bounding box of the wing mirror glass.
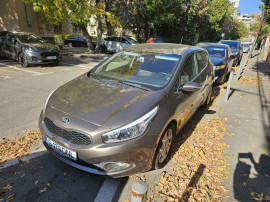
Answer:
[180,81,201,92]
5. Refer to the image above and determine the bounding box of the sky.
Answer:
[239,0,261,15]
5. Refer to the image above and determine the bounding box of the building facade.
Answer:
[230,0,240,10]
[237,13,260,29]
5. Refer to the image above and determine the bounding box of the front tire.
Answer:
[153,124,175,169]
[18,52,29,67]
[100,45,107,53]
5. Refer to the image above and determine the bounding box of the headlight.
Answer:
[43,90,55,112]
[215,65,226,70]
[28,47,38,52]
[102,106,159,143]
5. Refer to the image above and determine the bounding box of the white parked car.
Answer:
[100,36,138,53]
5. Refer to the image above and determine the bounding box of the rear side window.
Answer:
[180,53,199,86]
[196,51,208,72]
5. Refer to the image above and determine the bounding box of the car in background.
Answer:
[39,43,214,177]
[219,40,243,66]
[197,43,234,84]
[100,36,138,53]
[64,36,87,47]
[0,31,61,67]
[241,42,252,53]
[147,38,164,43]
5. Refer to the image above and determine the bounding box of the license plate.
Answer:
[46,56,57,59]
[45,136,77,161]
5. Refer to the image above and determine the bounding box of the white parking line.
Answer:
[0,75,12,79]
[0,63,53,76]
[94,177,121,202]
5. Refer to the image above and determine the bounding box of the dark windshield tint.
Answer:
[126,37,138,44]
[92,51,181,89]
[15,33,45,43]
[220,41,239,49]
[203,46,226,58]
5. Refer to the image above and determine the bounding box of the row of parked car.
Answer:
[0,30,249,177]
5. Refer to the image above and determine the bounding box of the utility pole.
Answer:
[250,6,267,58]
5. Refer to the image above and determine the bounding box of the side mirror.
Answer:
[181,81,201,92]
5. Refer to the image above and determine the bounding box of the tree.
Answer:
[23,0,115,53]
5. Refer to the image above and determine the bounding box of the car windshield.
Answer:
[220,41,238,49]
[15,33,46,43]
[203,47,226,58]
[242,44,250,47]
[126,37,138,44]
[92,51,181,90]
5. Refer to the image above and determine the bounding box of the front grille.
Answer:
[44,118,92,146]
[40,51,59,58]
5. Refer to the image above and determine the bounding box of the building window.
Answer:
[54,24,63,32]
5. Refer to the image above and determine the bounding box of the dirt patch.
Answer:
[235,76,259,84]
[0,130,42,166]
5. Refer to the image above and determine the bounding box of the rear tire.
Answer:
[100,45,107,53]
[153,124,175,169]
[18,52,29,67]
[202,85,213,108]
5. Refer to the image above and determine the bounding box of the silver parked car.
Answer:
[100,36,138,53]
[241,42,252,53]
[39,43,214,177]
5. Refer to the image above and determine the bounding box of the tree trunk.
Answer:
[105,17,112,36]
[79,24,95,52]
[105,0,112,36]
[144,19,149,41]
[95,15,104,53]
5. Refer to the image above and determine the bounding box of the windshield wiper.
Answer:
[117,80,151,91]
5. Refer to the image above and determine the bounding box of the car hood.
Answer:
[26,43,59,51]
[47,74,163,129]
[210,57,226,66]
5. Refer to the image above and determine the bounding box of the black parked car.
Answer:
[64,36,87,47]
[197,43,234,84]
[219,40,243,66]
[0,31,61,67]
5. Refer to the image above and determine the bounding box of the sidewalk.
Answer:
[219,53,270,201]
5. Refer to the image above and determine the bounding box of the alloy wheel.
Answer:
[157,128,173,164]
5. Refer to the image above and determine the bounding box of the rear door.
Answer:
[0,32,7,56]
[169,52,202,128]
[5,33,18,59]
[196,51,213,103]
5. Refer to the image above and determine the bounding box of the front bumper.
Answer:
[26,50,62,65]
[38,110,159,178]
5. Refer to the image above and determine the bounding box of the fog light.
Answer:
[95,162,133,172]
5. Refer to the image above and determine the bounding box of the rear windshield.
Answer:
[92,51,181,89]
[220,41,239,49]
[15,33,45,43]
[202,47,226,58]
[241,43,250,47]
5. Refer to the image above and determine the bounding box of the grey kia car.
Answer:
[0,31,61,67]
[39,43,214,177]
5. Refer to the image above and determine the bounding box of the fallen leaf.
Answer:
[39,188,47,193]
[6,194,15,202]
[63,172,67,176]
[0,185,12,190]
[35,180,38,185]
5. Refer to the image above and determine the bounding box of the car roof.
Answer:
[125,43,200,55]
[197,43,230,49]
[220,40,239,43]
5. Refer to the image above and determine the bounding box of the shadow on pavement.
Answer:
[0,152,126,202]
[233,55,270,201]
